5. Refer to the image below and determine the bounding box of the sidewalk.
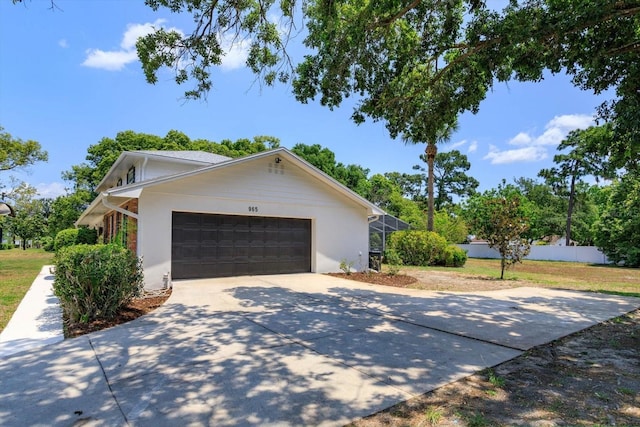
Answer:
[0,265,64,358]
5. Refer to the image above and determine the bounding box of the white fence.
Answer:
[458,243,610,264]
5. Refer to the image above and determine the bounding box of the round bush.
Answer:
[41,236,55,252]
[387,230,448,266]
[76,227,98,245]
[440,245,468,267]
[54,228,79,252]
[53,244,143,323]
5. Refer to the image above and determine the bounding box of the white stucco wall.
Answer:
[138,157,370,289]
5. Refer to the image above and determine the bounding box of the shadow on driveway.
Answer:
[0,275,638,426]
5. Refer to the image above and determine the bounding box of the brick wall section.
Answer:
[102,198,138,253]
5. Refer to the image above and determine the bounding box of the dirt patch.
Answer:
[64,290,171,339]
[401,269,523,292]
[327,272,418,287]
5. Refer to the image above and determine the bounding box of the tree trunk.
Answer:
[426,142,437,231]
[500,257,506,279]
[566,162,578,246]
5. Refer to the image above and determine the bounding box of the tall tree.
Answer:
[48,192,92,237]
[384,172,425,203]
[5,182,47,250]
[593,172,640,267]
[63,130,280,195]
[539,125,616,246]
[291,143,371,197]
[0,126,48,174]
[513,177,566,241]
[408,122,458,231]
[131,1,638,164]
[414,150,479,211]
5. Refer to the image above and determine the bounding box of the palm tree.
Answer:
[412,121,458,231]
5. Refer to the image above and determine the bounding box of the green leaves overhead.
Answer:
[138,0,295,99]
[133,0,639,158]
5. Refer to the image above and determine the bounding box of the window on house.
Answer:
[127,166,136,184]
[116,178,123,187]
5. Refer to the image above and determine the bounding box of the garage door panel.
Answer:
[172,212,311,279]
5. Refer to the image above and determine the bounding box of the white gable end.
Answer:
[138,155,371,288]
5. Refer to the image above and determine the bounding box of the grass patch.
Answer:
[404,258,640,295]
[423,406,443,425]
[0,249,53,331]
[486,369,506,388]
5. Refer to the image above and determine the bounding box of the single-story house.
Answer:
[76,148,385,289]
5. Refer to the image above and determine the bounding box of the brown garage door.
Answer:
[171,212,311,279]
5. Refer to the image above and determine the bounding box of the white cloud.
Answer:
[58,39,68,48]
[35,182,67,198]
[467,141,478,153]
[546,114,594,131]
[484,145,547,165]
[484,113,594,165]
[510,114,595,147]
[219,34,250,71]
[509,132,532,146]
[449,139,468,149]
[82,20,171,71]
[82,49,139,71]
[83,20,248,73]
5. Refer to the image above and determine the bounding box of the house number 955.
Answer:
[248,206,259,212]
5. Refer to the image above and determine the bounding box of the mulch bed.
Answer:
[327,272,417,287]
[64,291,172,338]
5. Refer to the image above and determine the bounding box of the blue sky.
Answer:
[1,1,608,199]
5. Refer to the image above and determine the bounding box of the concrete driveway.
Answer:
[1,274,638,426]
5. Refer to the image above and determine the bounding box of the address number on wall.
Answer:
[248,206,259,213]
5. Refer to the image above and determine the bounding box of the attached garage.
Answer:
[171,212,311,279]
[76,148,386,289]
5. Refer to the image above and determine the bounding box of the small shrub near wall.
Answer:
[54,229,79,251]
[76,227,98,245]
[53,244,143,324]
[387,230,467,267]
[54,227,98,252]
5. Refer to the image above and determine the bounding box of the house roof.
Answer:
[135,150,231,164]
[95,150,231,192]
[77,148,385,226]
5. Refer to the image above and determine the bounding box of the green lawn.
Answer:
[405,258,640,297]
[0,249,54,332]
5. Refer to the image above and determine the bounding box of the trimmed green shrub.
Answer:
[53,244,143,323]
[77,227,98,245]
[54,227,98,251]
[384,249,403,275]
[41,236,55,252]
[54,228,79,251]
[440,245,468,267]
[387,230,448,266]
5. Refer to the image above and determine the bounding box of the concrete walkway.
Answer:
[0,273,638,426]
[0,265,63,358]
